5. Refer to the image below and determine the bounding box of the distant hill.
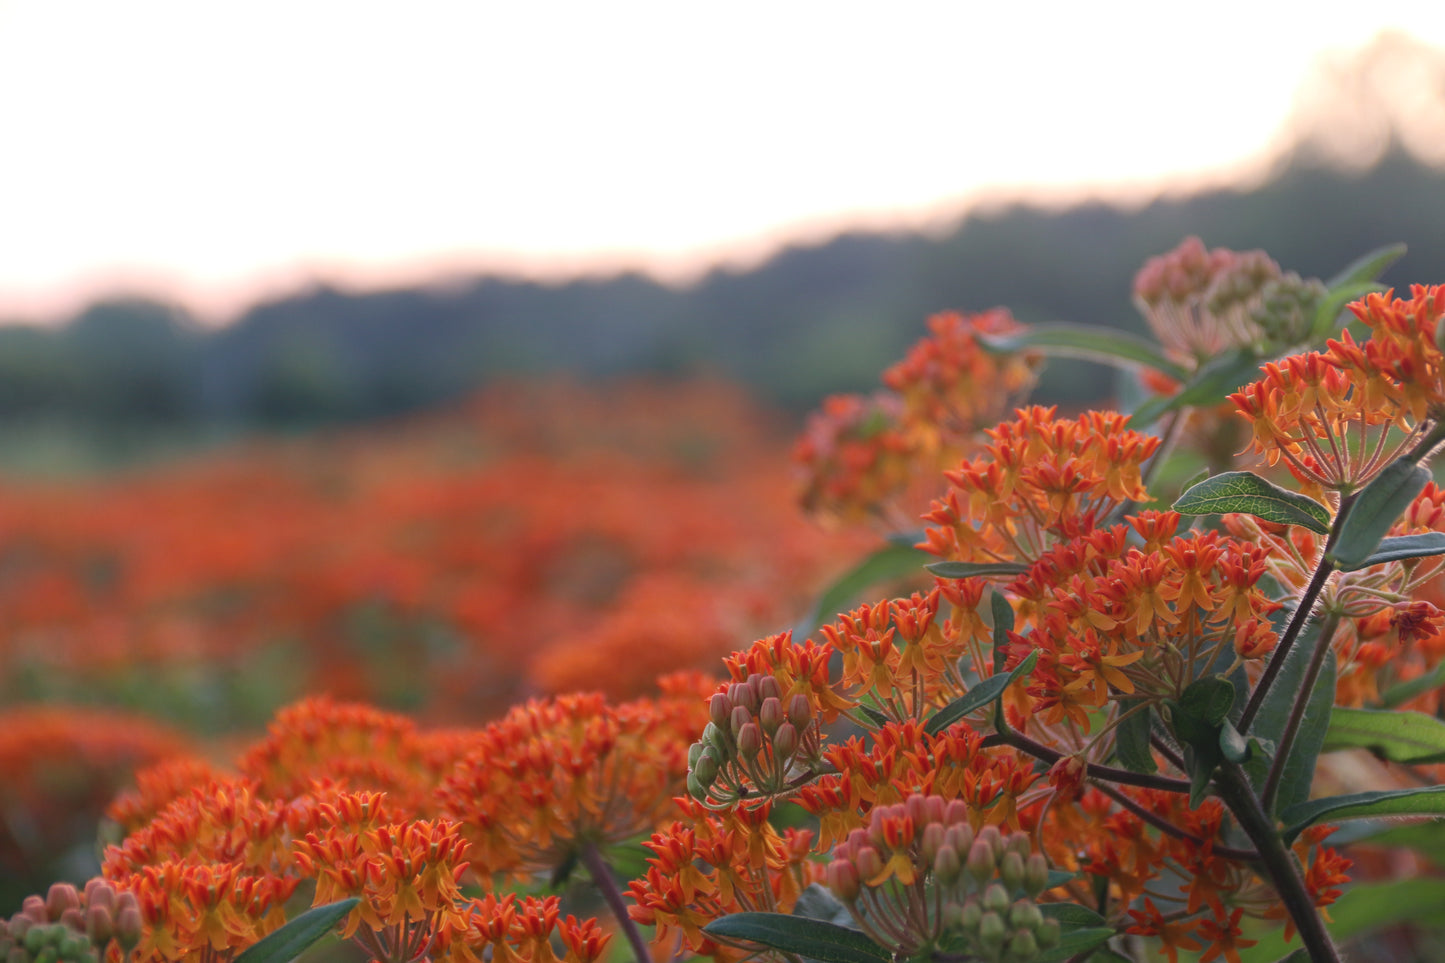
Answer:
[2,33,1442,434]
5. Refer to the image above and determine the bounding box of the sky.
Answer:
[2,1,1445,323]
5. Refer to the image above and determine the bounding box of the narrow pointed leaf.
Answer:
[1244,878,1445,961]
[1378,660,1445,708]
[975,323,1189,381]
[1331,461,1431,570]
[926,560,1029,579]
[704,913,890,963]
[1282,785,1445,843]
[1341,532,1445,570]
[1114,699,1156,774]
[990,589,1014,674]
[1312,279,1387,340]
[1324,707,1445,764]
[1172,471,1331,535]
[1038,903,1105,928]
[925,650,1039,736]
[1325,242,1407,289]
[1128,347,1263,428]
[233,899,358,963]
[798,543,931,635]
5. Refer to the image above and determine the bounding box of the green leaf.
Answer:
[858,704,889,728]
[1343,532,1445,570]
[1324,707,1445,764]
[703,913,891,963]
[1330,460,1431,570]
[233,899,359,963]
[1128,347,1263,428]
[1114,699,1157,774]
[1311,279,1387,340]
[1324,242,1407,290]
[798,542,932,635]
[1378,660,1445,708]
[1034,927,1116,963]
[1352,820,1445,867]
[990,589,1014,675]
[1244,877,1445,960]
[1179,676,1235,726]
[1038,902,1106,928]
[1282,785,1445,843]
[975,323,1190,381]
[925,650,1039,735]
[926,560,1030,579]
[1172,471,1331,535]
[791,884,857,928]
[1044,868,1079,891]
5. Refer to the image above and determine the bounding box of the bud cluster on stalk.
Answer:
[687,673,822,808]
[824,795,1059,963]
[0,882,142,963]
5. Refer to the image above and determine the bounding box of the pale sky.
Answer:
[2,1,1445,322]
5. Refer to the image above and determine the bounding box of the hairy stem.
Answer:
[982,727,1191,794]
[578,839,652,963]
[1214,763,1340,963]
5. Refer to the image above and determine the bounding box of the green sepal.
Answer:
[925,650,1039,736]
[1172,471,1331,535]
[233,899,359,963]
[1330,460,1431,571]
[702,913,891,963]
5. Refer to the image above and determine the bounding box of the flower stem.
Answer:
[982,727,1191,794]
[578,839,652,963]
[1213,762,1340,963]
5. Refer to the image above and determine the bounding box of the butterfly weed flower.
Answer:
[440,893,609,963]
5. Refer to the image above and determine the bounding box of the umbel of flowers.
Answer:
[43,241,1445,963]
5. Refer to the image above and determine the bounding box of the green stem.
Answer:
[1260,611,1342,814]
[578,839,652,963]
[1214,763,1340,963]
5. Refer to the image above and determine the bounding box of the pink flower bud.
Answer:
[758,697,784,736]
[825,860,861,903]
[772,722,798,761]
[787,694,813,729]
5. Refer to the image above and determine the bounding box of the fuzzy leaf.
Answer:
[1339,532,1445,571]
[703,913,890,963]
[1324,707,1445,764]
[1172,471,1331,535]
[990,589,1014,675]
[926,560,1030,579]
[1034,927,1116,963]
[1330,460,1431,570]
[1282,785,1445,843]
[1114,699,1156,774]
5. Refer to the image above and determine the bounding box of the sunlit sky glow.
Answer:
[2,1,1445,322]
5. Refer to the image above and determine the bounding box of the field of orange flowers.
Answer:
[11,237,1445,963]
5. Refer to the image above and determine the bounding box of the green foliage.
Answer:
[702,913,891,963]
[1173,471,1332,535]
[231,899,358,963]
[1330,460,1431,569]
[1324,708,1445,765]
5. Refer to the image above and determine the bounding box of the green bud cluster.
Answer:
[824,796,1060,963]
[686,673,820,807]
[1251,273,1328,346]
[0,882,142,963]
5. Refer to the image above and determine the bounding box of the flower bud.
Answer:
[6,947,24,963]
[933,844,961,885]
[708,693,732,729]
[8,919,30,943]
[966,838,997,883]
[772,722,798,761]
[739,676,763,714]
[58,909,83,933]
[736,722,763,760]
[946,822,975,856]
[1008,900,1042,932]
[977,825,1004,862]
[955,900,981,932]
[45,886,79,923]
[758,697,784,736]
[687,741,704,768]
[825,859,861,903]
[22,897,47,924]
[1005,929,1038,962]
[757,674,782,703]
[977,912,1007,955]
[730,706,752,736]
[905,793,929,827]
[982,883,1010,915]
[1035,918,1061,949]
[1005,831,1031,860]
[1000,851,1026,892]
[114,901,142,954]
[944,799,970,825]
[33,947,56,963]
[854,845,884,884]
[692,749,719,786]
[1023,853,1050,898]
[919,822,945,865]
[686,772,709,801]
[85,905,113,947]
[787,694,813,728]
